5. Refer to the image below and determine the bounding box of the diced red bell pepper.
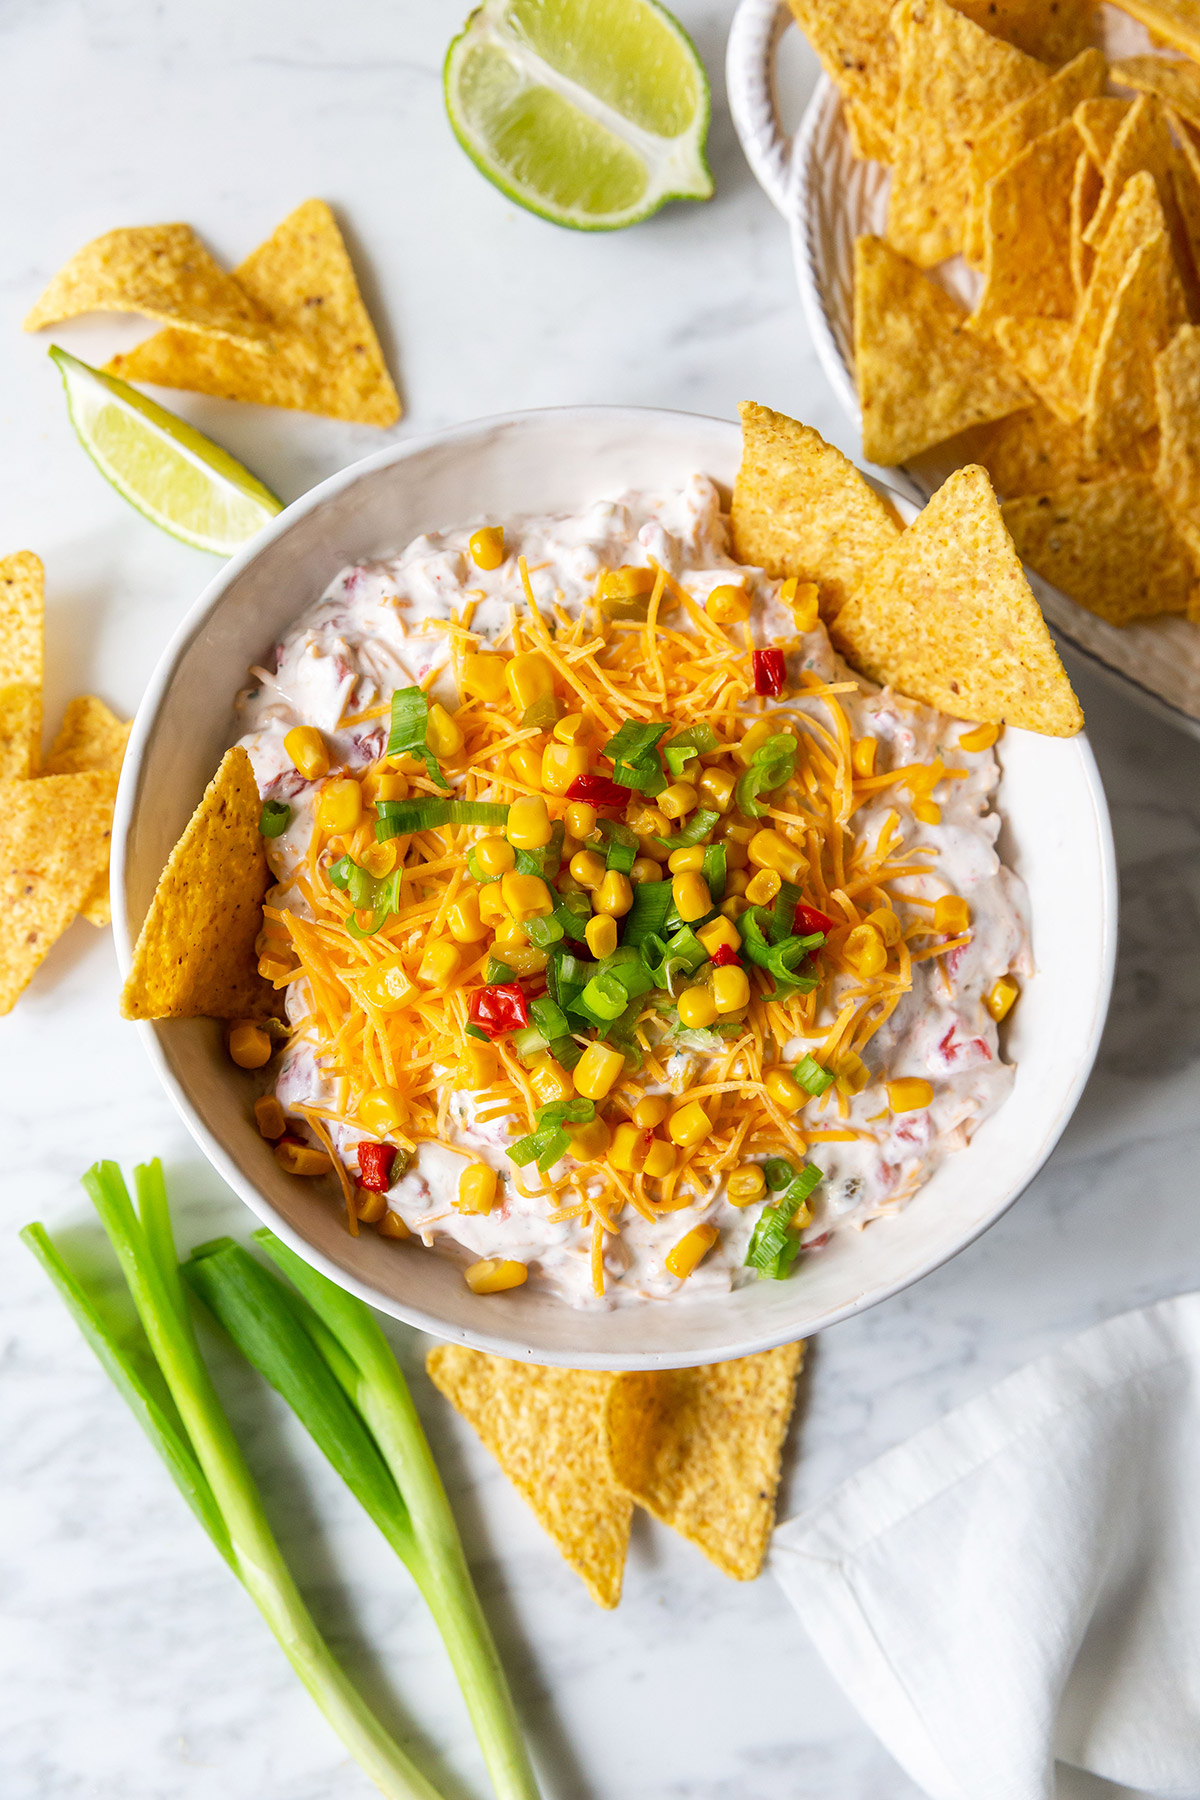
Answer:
[710,943,741,967]
[565,773,631,809]
[794,901,834,937]
[753,648,787,698]
[468,982,530,1039]
[356,1141,397,1191]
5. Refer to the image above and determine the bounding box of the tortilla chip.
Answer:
[1154,323,1200,560]
[1073,97,1132,172]
[0,772,116,1013]
[1003,476,1198,622]
[1083,230,1185,463]
[0,551,44,780]
[1112,54,1200,133]
[994,318,1080,424]
[887,0,1048,269]
[107,201,400,428]
[425,1348,631,1609]
[1083,92,1175,249]
[1070,150,1102,296]
[602,1344,804,1583]
[730,401,902,617]
[1105,1,1200,62]
[120,745,277,1020]
[786,0,898,161]
[24,225,270,349]
[954,403,1123,496]
[951,0,1097,64]
[974,121,1082,328]
[1169,117,1200,294]
[833,463,1084,733]
[42,696,131,927]
[1067,170,1166,400]
[845,97,894,163]
[964,50,1105,267]
[854,236,1029,464]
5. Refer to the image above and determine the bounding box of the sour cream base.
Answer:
[236,476,1030,1310]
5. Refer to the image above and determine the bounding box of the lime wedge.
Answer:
[445,0,713,231]
[50,345,283,556]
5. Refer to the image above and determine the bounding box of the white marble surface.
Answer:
[2,4,1198,1797]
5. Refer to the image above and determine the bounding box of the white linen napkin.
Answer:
[771,1293,1200,1800]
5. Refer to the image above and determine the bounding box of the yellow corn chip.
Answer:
[1067,170,1165,400]
[833,463,1084,733]
[974,121,1082,328]
[786,0,898,161]
[1154,323,1200,560]
[1073,97,1133,172]
[0,551,44,780]
[951,0,1097,64]
[1070,149,1102,296]
[994,318,1081,424]
[1084,92,1175,248]
[24,225,270,349]
[887,0,1048,269]
[602,1344,805,1583]
[964,50,1105,268]
[1112,54,1200,132]
[845,97,894,163]
[42,696,131,927]
[1106,1,1200,62]
[1168,116,1200,294]
[425,1348,631,1609]
[1083,229,1185,463]
[954,403,1123,497]
[730,400,902,617]
[107,201,400,428]
[0,772,116,1014]
[854,236,1029,464]
[1003,476,1197,622]
[120,745,277,1020]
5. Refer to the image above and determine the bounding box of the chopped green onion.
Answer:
[376,798,508,841]
[578,971,630,1022]
[596,817,638,875]
[701,843,726,902]
[465,1023,490,1043]
[653,808,721,850]
[485,958,515,984]
[525,914,564,950]
[521,696,563,729]
[793,1053,834,1096]
[259,799,291,837]
[537,1097,595,1128]
[738,907,820,993]
[603,720,669,765]
[511,1025,548,1065]
[552,891,591,942]
[745,1165,823,1279]
[735,735,797,820]
[530,997,570,1040]
[514,819,564,881]
[621,878,674,946]
[603,838,636,879]
[662,724,720,780]
[386,686,450,793]
[547,948,596,1012]
[771,880,804,942]
[763,1157,796,1190]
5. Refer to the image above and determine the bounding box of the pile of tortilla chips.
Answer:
[0,552,131,1013]
[426,1342,805,1606]
[792,0,1200,626]
[25,201,400,428]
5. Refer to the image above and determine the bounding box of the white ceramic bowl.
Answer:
[113,405,1116,1369]
[726,0,1200,738]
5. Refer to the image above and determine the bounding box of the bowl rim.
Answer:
[112,402,1118,1367]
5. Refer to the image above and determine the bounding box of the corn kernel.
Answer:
[542,741,589,794]
[275,1138,332,1177]
[316,777,362,834]
[508,743,544,789]
[716,813,755,845]
[457,1163,499,1214]
[705,583,751,623]
[852,736,877,778]
[985,976,1019,1022]
[501,871,554,921]
[914,799,941,825]
[417,940,462,987]
[678,985,718,1029]
[228,1022,272,1069]
[721,894,749,921]
[844,922,887,977]
[254,1095,287,1140]
[570,848,606,890]
[726,1164,766,1207]
[507,794,553,850]
[457,1040,498,1089]
[355,1188,388,1225]
[479,882,510,925]
[505,651,555,712]
[765,1068,804,1113]
[745,868,781,907]
[376,769,410,803]
[736,720,776,764]
[599,564,656,600]
[491,917,529,953]
[469,525,505,570]
[257,948,292,983]
[427,703,464,759]
[672,871,712,922]
[865,906,901,946]
[283,725,329,781]
[566,1116,612,1160]
[697,766,736,813]
[643,1139,676,1180]
[358,956,415,1012]
[934,894,971,936]
[787,579,820,632]
[359,840,398,879]
[834,1052,870,1095]
[465,1258,527,1294]
[377,1210,411,1240]
[359,1086,407,1136]
[500,944,549,978]
[593,870,633,917]
[475,835,515,877]
[609,1121,652,1172]
[630,857,663,884]
[553,712,592,746]
[959,720,1000,753]
[633,1095,670,1129]
[528,1053,573,1106]
[659,782,698,821]
[461,651,509,702]
[573,1041,626,1100]
[712,964,750,1013]
[565,801,597,839]
[724,868,750,896]
[585,914,618,958]
[447,890,488,944]
[748,829,806,881]
[888,1078,933,1113]
[697,915,742,957]
[668,844,706,873]
[630,806,672,857]
[667,1101,712,1148]
[665,1222,719,1279]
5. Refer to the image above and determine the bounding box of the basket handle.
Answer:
[726,0,799,216]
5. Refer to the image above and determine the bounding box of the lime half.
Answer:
[50,345,283,556]
[445,0,713,231]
